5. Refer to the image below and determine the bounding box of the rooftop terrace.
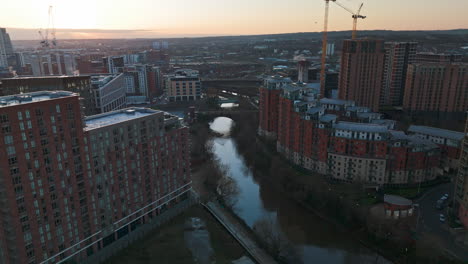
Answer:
[0,91,77,107]
[85,108,161,131]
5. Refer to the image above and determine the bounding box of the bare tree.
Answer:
[253,214,303,263]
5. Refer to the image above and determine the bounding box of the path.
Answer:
[202,202,277,264]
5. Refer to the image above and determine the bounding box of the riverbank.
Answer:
[224,112,462,264]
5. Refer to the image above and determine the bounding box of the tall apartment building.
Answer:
[456,115,468,230]
[258,75,292,138]
[416,52,462,63]
[165,69,201,102]
[259,76,449,185]
[103,56,125,74]
[403,63,467,113]
[0,28,14,68]
[381,42,417,106]
[0,91,191,264]
[0,76,96,115]
[90,74,127,113]
[338,39,386,111]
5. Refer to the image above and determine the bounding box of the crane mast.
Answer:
[38,6,57,48]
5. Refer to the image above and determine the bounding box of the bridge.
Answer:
[203,79,261,97]
[202,202,277,264]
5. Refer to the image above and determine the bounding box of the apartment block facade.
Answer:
[260,76,450,186]
[403,63,467,113]
[0,91,191,264]
[381,42,417,106]
[338,39,386,111]
[165,69,201,102]
[90,74,127,113]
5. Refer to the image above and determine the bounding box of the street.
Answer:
[416,183,468,260]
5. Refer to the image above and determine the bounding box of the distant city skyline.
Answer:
[2,0,468,40]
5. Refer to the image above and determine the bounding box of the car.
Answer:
[439,214,446,222]
[441,196,447,200]
[436,199,444,209]
[443,193,449,199]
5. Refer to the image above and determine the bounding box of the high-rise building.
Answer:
[416,52,462,63]
[381,42,417,106]
[338,39,386,111]
[403,63,467,113]
[258,76,293,138]
[0,28,14,68]
[103,56,125,74]
[297,60,310,83]
[0,76,96,115]
[0,91,191,264]
[456,114,468,230]
[165,69,201,102]
[90,74,127,113]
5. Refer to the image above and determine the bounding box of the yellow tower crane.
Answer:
[333,2,366,40]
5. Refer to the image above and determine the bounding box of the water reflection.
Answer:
[209,117,390,264]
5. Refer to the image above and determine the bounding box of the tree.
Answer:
[253,214,303,263]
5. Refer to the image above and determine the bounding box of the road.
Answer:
[416,183,468,260]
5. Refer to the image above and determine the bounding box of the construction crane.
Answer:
[333,2,366,39]
[38,5,57,48]
[320,0,336,98]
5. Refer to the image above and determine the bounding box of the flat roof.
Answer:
[384,195,412,206]
[320,114,337,123]
[0,91,77,108]
[334,122,388,133]
[0,75,88,81]
[320,98,354,106]
[85,108,161,131]
[408,125,464,141]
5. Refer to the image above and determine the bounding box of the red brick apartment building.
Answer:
[259,76,462,186]
[0,91,191,264]
[338,39,386,112]
[403,63,467,113]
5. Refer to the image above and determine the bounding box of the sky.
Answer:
[1,0,468,39]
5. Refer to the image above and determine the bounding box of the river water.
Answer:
[209,117,390,264]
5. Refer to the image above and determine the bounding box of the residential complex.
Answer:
[403,62,467,113]
[90,74,127,113]
[338,39,386,111]
[381,42,417,107]
[0,76,95,115]
[0,91,191,264]
[259,76,462,185]
[165,69,201,102]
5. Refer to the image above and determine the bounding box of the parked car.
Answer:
[436,199,444,209]
[439,214,446,222]
[443,193,449,199]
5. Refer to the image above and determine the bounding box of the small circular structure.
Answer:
[383,194,413,219]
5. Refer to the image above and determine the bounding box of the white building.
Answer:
[91,74,127,113]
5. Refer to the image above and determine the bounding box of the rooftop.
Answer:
[408,125,464,141]
[384,195,412,206]
[320,114,337,123]
[0,91,77,107]
[0,75,88,81]
[85,108,161,131]
[334,122,388,133]
[320,98,355,106]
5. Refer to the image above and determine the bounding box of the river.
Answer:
[209,117,390,264]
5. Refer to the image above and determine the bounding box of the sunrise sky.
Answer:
[2,0,467,39]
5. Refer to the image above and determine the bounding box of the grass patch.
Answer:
[385,186,430,199]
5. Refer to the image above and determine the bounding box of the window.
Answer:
[4,135,13,144]
[18,112,23,120]
[0,114,9,123]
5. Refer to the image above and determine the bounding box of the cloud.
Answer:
[6,28,170,40]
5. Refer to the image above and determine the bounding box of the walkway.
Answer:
[202,202,277,264]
